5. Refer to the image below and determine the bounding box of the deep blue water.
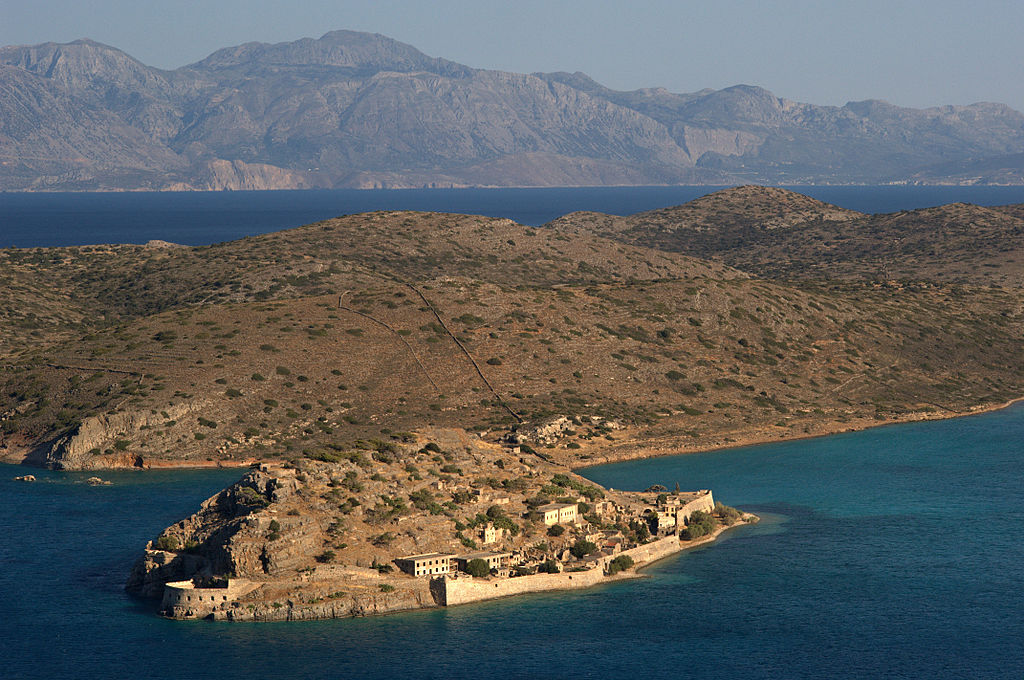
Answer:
[2,185,1024,248]
[3,404,1024,679]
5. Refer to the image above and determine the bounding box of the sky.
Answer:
[3,0,1024,112]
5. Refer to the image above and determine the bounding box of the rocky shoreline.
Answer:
[148,516,756,623]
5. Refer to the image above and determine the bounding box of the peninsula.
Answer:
[2,186,1022,619]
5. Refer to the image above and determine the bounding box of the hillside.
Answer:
[549,186,1024,287]
[3,32,1024,189]
[2,198,1023,473]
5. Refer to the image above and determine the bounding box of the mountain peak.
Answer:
[188,29,471,77]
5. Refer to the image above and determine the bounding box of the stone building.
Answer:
[394,553,455,577]
[536,502,578,526]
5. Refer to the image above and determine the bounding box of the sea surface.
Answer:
[3,185,1024,248]
[2,404,1023,679]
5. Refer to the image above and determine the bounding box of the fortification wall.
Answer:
[441,535,684,606]
[679,490,715,524]
[160,580,259,619]
[613,535,681,566]
[440,567,606,606]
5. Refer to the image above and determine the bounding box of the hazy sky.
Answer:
[3,0,1024,112]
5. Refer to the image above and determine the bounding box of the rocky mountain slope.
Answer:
[2,188,1023,472]
[3,31,1024,189]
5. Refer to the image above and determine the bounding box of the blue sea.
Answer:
[3,404,1023,679]
[2,186,1024,679]
[2,185,1024,248]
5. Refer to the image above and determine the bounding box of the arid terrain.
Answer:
[4,185,1023,619]
[3,187,1023,474]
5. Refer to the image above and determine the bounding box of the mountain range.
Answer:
[3,30,1024,190]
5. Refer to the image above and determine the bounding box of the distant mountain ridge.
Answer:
[3,30,1024,190]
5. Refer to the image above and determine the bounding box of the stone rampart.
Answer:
[440,535,684,606]
[160,579,259,619]
[678,490,715,524]
[439,566,606,606]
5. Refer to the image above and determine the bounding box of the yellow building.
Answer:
[394,553,455,577]
[537,502,578,526]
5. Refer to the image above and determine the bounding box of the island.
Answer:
[127,429,754,621]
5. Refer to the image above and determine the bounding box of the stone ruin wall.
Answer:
[440,535,682,607]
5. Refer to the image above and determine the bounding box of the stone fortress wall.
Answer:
[160,579,260,619]
[677,490,715,522]
[438,490,718,607]
[438,535,682,606]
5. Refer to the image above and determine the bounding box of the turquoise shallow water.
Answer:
[2,404,1024,679]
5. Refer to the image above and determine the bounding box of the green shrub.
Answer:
[537,559,560,574]
[607,555,634,575]
[154,535,180,551]
[547,524,565,537]
[682,510,717,540]
[465,558,491,577]
[714,502,742,526]
[570,539,597,559]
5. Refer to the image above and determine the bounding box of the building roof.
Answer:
[457,551,511,560]
[536,502,577,512]
[397,552,455,561]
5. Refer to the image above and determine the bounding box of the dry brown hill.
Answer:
[2,205,1023,471]
[548,187,1024,287]
[0,211,738,359]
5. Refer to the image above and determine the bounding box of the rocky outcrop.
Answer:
[126,469,322,597]
[507,415,623,447]
[42,401,205,470]
[167,160,316,191]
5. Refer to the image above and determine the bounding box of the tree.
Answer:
[570,539,597,559]
[682,510,717,540]
[715,502,742,526]
[537,559,560,574]
[629,519,650,543]
[547,524,565,537]
[607,555,634,575]
[465,558,491,577]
